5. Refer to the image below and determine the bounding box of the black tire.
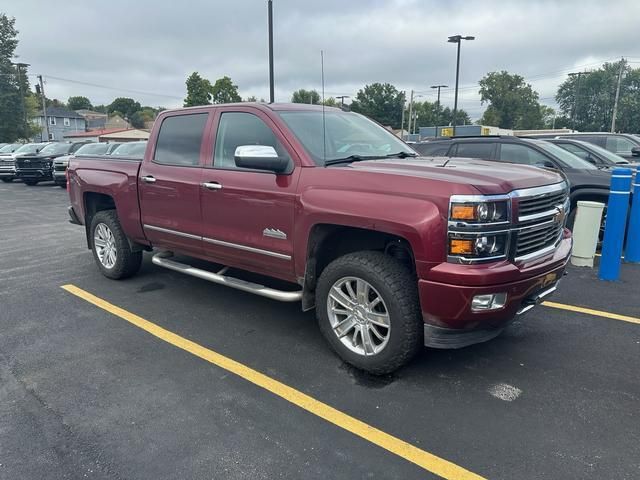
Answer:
[58,183,67,188]
[23,179,38,186]
[90,209,142,280]
[316,251,422,375]
[1,178,12,183]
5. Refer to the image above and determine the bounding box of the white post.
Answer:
[571,201,605,267]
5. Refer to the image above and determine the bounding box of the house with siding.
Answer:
[32,106,86,142]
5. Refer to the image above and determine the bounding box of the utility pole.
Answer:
[611,58,625,133]
[37,75,50,141]
[407,89,414,139]
[568,71,585,131]
[430,84,447,137]
[267,0,274,103]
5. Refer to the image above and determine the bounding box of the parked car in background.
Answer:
[0,143,23,154]
[546,138,636,168]
[0,142,49,183]
[522,132,640,161]
[110,141,147,159]
[67,104,571,374]
[412,136,612,230]
[15,142,90,186]
[53,142,122,187]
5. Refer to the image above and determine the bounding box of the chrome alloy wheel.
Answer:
[94,223,117,269]
[327,276,391,356]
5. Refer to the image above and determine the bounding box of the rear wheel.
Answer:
[316,251,422,375]
[90,210,142,279]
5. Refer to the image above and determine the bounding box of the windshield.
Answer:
[75,143,109,156]
[40,143,73,155]
[14,143,44,154]
[533,140,597,169]
[574,140,629,165]
[278,110,415,165]
[111,142,147,157]
[0,143,21,153]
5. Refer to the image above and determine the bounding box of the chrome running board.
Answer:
[152,251,302,302]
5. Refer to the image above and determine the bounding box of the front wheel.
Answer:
[1,178,12,183]
[90,210,142,279]
[23,179,38,186]
[316,251,422,375]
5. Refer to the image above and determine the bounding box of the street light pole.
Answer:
[448,35,474,136]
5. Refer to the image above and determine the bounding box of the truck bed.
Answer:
[67,155,146,245]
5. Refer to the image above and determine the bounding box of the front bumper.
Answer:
[53,171,66,184]
[0,166,16,177]
[419,234,571,347]
[16,170,52,180]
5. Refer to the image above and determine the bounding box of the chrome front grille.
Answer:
[514,184,568,260]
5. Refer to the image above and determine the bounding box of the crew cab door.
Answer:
[199,107,300,279]
[138,111,211,255]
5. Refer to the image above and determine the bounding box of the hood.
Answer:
[348,156,564,195]
[53,154,74,164]
[562,168,612,190]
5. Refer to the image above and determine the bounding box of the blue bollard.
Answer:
[624,166,640,263]
[599,168,633,281]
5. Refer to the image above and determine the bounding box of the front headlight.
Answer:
[448,233,509,259]
[450,200,509,223]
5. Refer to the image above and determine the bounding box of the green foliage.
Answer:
[107,97,141,120]
[405,100,471,133]
[244,95,258,102]
[67,96,93,111]
[210,76,241,104]
[350,83,405,128]
[0,14,25,141]
[322,97,338,107]
[184,71,212,107]
[479,71,544,129]
[291,89,320,104]
[555,60,640,133]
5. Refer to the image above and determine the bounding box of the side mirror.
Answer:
[234,145,289,173]
[585,155,597,165]
[535,160,556,169]
[631,147,640,157]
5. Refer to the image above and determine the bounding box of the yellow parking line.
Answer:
[61,284,484,480]
[542,301,640,325]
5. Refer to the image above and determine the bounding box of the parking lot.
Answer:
[1,180,639,479]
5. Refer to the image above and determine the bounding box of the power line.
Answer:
[43,74,183,100]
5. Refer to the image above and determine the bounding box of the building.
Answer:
[63,128,149,143]
[33,106,86,142]
[75,110,130,130]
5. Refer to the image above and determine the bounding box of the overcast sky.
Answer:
[6,0,640,119]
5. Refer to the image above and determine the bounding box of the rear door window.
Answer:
[413,142,451,156]
[498,143,550,166]
[575,135,606,147]
[154,113,208,166]
[452,142,495,159]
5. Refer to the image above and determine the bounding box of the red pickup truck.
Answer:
[67,103,572,374]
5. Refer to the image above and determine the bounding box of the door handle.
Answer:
[202,182,223,191]
[141,175,156,183]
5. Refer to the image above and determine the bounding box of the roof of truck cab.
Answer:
[161,102,343,115]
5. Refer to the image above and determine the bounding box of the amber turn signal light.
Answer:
[449,239,474,255]
[450,204,476,220]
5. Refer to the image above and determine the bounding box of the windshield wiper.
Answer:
[324,155,384,166]
[324,151,417,166]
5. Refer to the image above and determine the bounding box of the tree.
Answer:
[67,96,93,111]
[211,76,241,104]
[244,95,258,102]
[350,83,405,128]
[184,71,212,107]
[403,101,470,134]
[555,60,640,133]
[322,97,338,107]
[107,97,141,120]
[291,89,320,104]
[0,14,23,142]
[479,71,544,129]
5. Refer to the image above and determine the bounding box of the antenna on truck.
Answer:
[321,50,326,163]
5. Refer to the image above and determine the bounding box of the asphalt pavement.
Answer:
[1,180,638,480]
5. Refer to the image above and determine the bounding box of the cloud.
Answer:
[7,0,639,117]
